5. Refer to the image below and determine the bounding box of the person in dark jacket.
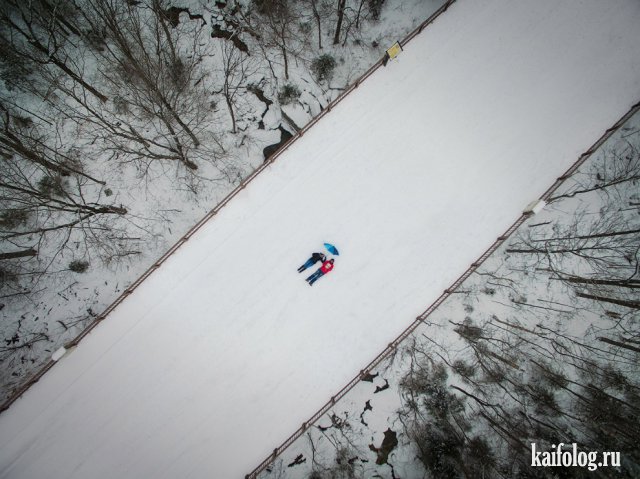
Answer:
[306,258,334,286]
[297,252,326,273]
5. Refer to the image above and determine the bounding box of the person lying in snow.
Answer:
[306,258,334,286]
[297,252,326,273]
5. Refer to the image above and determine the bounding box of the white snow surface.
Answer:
[1,1,640,478]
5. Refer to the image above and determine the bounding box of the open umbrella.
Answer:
[324,242,339,256]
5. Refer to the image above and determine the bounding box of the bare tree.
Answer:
[251,0,301,79]
[0,0,220,173]
[505,133,640,323]
[393,133,640,478]
[0,104,130,281]
[76,0,222,171]
[0,0,108,102]
[506,207,639,325]
[548,141,640,204]
[214,39,259,133]
[307,0,325,49]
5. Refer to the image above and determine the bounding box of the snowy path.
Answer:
[1,1,640,478]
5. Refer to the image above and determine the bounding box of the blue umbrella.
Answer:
[324,242,339,256]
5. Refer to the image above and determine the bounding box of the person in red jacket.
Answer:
[305,258,334,286]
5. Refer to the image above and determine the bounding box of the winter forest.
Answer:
[0,0,428,396]
[1,0,639,478]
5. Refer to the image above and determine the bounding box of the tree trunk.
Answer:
[0,249,37,260]
[38,0,82,36]
[281,45,289,79]
[552,276,640,289]
[0,132,106,185]
[576,292,640,309]
[225,94,236,133]
[2,13,108,103]
[310,0,322,49]
[157,93,201,148]
[41,46,108,103]
[152,0,178,64]
[548,175,640,203]
[598,337,640,353]
[532,228,640,242]
[333,0,346,45]
[355,0,366,29]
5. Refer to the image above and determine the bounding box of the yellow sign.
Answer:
[386,42,402,60]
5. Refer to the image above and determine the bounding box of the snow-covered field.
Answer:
[1,1,639,478]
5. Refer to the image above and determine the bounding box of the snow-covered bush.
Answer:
[0,210,29,229]
[0,267,18,285]
[368,0,385,20]
[69,260,90,273]
[278,83,301,105]
[37,175,66,197]
[311,54,337,83]
[308,446,358,479]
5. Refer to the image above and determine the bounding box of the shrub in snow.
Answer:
[452,319,484,343]
[113,96,129,114]
[278,83,301,105]
[69,260,89,273]
[168,58,187,89]
[529,383,559,416]
[253,0,289,17]
[0,209,29,229]
[451,359,475,379]
[37,175,66,197]
[412,424,463,476]
[308,446,357,478]
[0,267,18,285]
[464,436,496,477]
[298,20,312,35]
[368,0,385,20]
[60,153,84,174]
[311,54,337,83]
[84,30,107,52]
[0,48,33,89]
[13,115,33,129]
